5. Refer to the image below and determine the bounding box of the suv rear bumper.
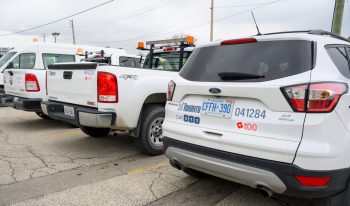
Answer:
[163,137,350,199]
[41,101,116,128]
[1,95,42,112]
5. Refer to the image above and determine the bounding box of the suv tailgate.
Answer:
[47,63,98,107]
[165,39,314,163]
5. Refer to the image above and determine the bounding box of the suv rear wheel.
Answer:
[80,126,110,137]
[136,104,165,156]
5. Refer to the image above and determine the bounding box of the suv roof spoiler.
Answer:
[257,30,350,43]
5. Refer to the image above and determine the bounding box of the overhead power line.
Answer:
[85,7,209,44]
[76,0,179,28]
[0,0,114,37]
[215,1,278,9]
[77,0,165,24]
[87,0,287,44]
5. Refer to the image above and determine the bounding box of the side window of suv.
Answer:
[11,53,36,69]
[326,46,350,78]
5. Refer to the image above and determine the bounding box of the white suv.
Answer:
[163,30,350,205]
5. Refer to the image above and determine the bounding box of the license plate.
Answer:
[201,97,234,118]
[63,106,75,118]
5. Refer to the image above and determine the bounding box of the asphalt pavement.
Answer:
[0,107,312,206]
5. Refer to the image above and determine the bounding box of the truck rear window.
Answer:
[143,52,191,71]
[43,54,75,69]
[180,40,313,82]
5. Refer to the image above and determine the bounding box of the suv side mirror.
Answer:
[5,62,14,69]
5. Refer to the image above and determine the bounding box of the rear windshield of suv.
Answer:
[180,40,313,82]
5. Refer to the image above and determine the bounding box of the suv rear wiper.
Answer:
[218,72,265,81]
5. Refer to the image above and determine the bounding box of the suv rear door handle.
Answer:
[63,71,73,79]
[8,71,13,76]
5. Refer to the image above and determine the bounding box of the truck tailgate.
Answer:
[47,63,98,107]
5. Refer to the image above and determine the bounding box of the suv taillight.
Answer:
[25,73,40,92]
[167,80,176,101]
[97,72,118,103]
[282,82,348,113]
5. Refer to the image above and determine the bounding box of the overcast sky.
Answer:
[0,0,349,54]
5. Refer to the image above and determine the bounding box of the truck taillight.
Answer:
[282,82,348,113]
[97,72,118,103]
[167,80,176,101]
[25,73,40,92]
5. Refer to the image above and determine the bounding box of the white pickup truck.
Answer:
[42,36,195,155]
[1,43,128,119]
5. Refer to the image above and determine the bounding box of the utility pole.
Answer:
[332,0,345,35]
[210,0,214,41]
[42,33,48,42]
[69,20,76,45]
[52,32,60,43]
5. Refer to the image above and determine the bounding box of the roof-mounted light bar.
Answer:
[145,36,194,46]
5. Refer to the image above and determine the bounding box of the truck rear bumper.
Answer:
[1,95,42,112]
[163,137,350,199]
[41,101,116,128]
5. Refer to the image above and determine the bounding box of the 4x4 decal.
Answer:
[119,74,138,80]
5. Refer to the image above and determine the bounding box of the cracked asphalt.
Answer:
[0,107,312,206]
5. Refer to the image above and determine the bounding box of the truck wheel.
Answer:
[80,126,110,137]
[136,104,165,156]
[313,181,350,206]
[35,112,51,120]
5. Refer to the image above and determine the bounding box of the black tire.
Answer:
[183,168,209,178]
[136,104,165,156]
[313,183,350,206]
[35,112,51,120]
[80,126,110,137]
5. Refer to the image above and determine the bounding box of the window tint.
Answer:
[119,56,139,68]
[0,52,16,69]
[180,41,313,82]
[143,52,191,71]
[326,46,350,78]
[11,53,36,69]
[43,54,75,69]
